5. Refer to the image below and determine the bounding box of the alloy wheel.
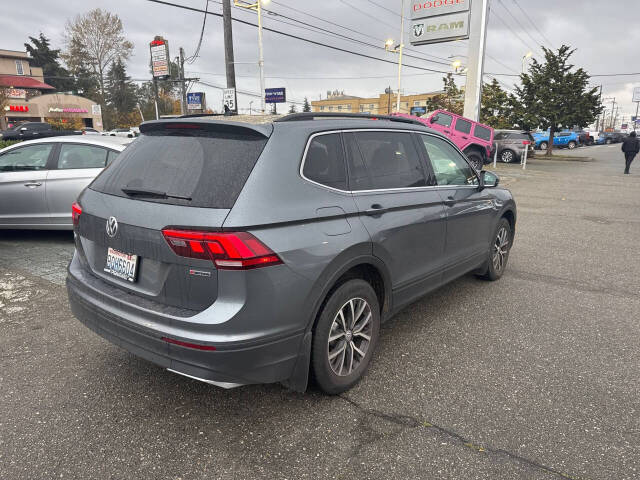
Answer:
[492,226,510,273]
[501,150,514,163]
[327,297,373,377]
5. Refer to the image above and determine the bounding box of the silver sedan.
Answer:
[0,136,130,229]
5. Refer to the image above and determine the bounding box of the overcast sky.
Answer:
[3,0,640,120]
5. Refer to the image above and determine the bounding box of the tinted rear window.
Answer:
[90,130,268,208]
[473,124,492,141]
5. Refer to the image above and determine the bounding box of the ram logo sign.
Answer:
[410,11,470,45]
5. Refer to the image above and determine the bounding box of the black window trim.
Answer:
[299,129,476,193]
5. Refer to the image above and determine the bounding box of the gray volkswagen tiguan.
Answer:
[66,113,516,394]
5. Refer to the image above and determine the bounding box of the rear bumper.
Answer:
[66,263,304,388]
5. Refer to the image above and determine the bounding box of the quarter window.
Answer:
[473,124,492,141]
[0,144,52,172]
[346,131,427,191]
[303,134,347,190]
[454,119,472,134]
[420,135,478,186]
[57,144,108,169]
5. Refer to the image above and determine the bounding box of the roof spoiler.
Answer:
[139,118,273,138]
[274,112,425,126]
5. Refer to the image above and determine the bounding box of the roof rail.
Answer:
[274,112,425,126]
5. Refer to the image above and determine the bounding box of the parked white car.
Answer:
[0,136,130,229]
[102,127,138,138]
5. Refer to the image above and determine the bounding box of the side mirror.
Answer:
[480,170,499,188]
[430,114,438,124]
[20,127,27,132]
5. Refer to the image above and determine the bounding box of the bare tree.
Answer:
[63,9,133,100]
[0,89,8,129]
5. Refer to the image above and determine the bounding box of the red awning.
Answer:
[0,75,55,90]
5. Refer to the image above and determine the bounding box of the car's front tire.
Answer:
[539,141,548,150]
[568,141,577,149]
[311,279,380,394]
[478,218,512,281]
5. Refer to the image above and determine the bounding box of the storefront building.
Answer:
[0,49,103,130]
[311,89,443,116]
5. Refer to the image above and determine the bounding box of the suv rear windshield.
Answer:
[90,129,268,208]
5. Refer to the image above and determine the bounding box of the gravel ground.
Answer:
[0,143,638,480]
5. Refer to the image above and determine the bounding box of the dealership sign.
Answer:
[187,92,204,110]
[265,88,286,104]
[410,0,470,46]
[150,37,170,79]
[411,0,470,19]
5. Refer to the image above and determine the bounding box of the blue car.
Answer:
[532,131,579,150]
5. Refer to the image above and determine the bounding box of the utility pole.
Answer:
[595,85,602,132]
[610,98,617,128]
[396,0,405,113]
[222,0,238,113]
[179,47,187,115]
[234,1,266,114]
[462,0,490,121]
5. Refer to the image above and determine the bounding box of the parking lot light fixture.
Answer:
[522,51,533,74]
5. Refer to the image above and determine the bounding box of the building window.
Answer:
[337,105,343,111]
[360,105,364,112]
[414,101,421,106]
[328,106,334,111]
[15,60,24,75]
[369,104,374,109]
[320,106,325,111]
[346,104,352,110]
[402,102,409,108]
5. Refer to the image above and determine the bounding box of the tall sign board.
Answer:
[223,88,237,112]
[410,0,471,46]
[632,87,640,103]
[187,92,205,111]
[150,38,170,79]
[265,88,286,104]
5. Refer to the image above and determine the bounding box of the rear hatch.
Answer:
[74,120,271,313]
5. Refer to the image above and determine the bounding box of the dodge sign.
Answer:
[411,0,470,19]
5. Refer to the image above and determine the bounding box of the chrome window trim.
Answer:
[299,128,480,194]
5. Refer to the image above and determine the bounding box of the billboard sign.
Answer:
[150,38,170,79]
[411,11,470,45]
[411,0,470,20]
[633,86,640,103]
[265,88,286,104]
[187,92,204,110]
[223,88,236,112]
[410,106,428,116]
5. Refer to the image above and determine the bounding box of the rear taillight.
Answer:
[522,140,530,145]
[72,202,82,226]
[161,229,282,270]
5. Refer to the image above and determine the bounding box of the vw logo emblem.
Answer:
[106,216,118,238]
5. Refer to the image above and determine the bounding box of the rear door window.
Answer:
[90,128,268,208]
[346,131,427,190]
[473,124,492,141]
[454,119,472,134]
[57,144,108,169]
[302,133,347,190]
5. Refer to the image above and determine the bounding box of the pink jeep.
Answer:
[394,110,494,171]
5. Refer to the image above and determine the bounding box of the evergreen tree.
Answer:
[512,45,602,155]
[104,58,137,129]
[480,79,514,129]
[302,97,311,112]
[426,73,464,115]
[288,104,297,114]
[24,33,74,91]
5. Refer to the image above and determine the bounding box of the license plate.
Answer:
[104,247,138,282]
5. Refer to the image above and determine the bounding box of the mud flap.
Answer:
[281,331,312,392]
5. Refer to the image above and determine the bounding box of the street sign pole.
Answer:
[462,0,490,121]
[635,102,639,132]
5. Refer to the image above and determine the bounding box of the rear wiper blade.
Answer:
[121,187,192,201]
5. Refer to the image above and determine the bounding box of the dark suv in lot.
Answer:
[67,113,517,394]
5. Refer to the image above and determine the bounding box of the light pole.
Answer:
[385,0,405,114]
[522,51,533,74]
[249,101,254,115]
[234,0,269,114]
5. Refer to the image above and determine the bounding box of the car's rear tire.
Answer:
[568,141,577,149]
[477,218,512,281]
[467,151,484,171]
[605,138,612,145]
[500,149,516,163]
[539,141,548,150]
[311,279,380,395]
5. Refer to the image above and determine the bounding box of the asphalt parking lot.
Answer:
[1,144,639,480]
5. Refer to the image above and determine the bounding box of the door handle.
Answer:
[363,204,385,216]
[444,130,450,134]
[443,196,456,207]
[24,182,42,188]
[461,136,468,140]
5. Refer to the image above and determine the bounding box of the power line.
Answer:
[490,8,540,57]
[511,0,554,48]
[338,0,398,31]
[185,0,210,63]
[495,0,544,55]
[145,0,457,75]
